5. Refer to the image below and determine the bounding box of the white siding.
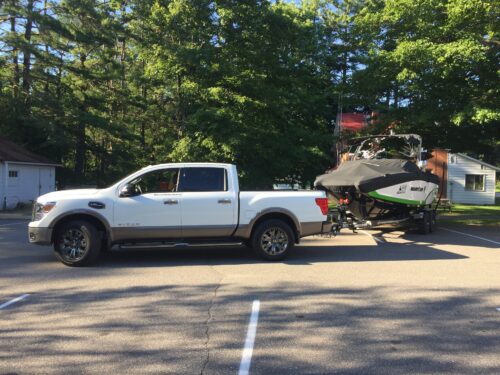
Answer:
[447,154,496,205]
[0,163,4,208]
[2,163,57,209]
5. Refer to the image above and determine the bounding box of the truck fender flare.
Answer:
[48,209,112,237]
[236,207,301,240]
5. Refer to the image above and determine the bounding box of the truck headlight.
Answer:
[33,202,56,221]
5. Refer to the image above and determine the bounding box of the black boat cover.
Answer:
[315,159,439,193]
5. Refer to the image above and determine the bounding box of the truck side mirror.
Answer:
[119,183,139,197]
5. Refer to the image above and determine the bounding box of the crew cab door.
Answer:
[178,167,236,237]
[113,168,182,241]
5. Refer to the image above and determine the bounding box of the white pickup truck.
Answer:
[28,163,331,266]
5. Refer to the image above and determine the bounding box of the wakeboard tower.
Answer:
[315,134,440,234]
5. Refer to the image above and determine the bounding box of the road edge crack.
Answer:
[200,268,223,375]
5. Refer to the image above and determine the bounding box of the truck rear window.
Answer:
[178,168,227,192]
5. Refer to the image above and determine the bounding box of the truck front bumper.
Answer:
[28,226,53,245]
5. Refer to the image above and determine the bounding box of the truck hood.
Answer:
[37,189,101,202]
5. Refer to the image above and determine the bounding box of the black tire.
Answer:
[53,220,102,266]
[417,211,431,235]
[251,219,294,261]
[429,210,437,232]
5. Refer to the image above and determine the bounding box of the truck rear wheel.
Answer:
[53,220,102,267]
[251,219,294,261]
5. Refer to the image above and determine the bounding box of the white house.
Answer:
[0,137,61,210]
[428,149,499,205]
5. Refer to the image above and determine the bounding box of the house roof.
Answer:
[0,137,61,166]
[456,153,500,172]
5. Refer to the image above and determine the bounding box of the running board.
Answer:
[119,241,243,250]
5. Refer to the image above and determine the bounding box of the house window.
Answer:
[8,170,18,178]
[450,155,456,164]
[465,174,485,191]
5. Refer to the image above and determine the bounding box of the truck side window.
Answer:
[178,168,227,192]
[130,168,179,194]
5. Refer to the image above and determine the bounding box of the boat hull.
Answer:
[368,180,439,206]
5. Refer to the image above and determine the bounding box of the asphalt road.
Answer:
[1,220,499,374]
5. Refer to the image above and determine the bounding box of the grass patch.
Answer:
[439,217,500,227]
[439,203,500,227]
[443,203,500,216]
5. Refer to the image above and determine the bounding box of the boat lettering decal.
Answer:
[397,185,407,194]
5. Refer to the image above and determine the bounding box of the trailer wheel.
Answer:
[251,219,294,261]
[417,211,431,235]
[429,210,437,232]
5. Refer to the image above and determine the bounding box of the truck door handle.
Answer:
[164,199,178,205]
[218,199,232,204]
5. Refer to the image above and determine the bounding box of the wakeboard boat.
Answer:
[315,134,440,234]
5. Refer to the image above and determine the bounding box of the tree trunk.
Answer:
[176,73,184,136]
[56,52,63,99]
[140,60,146,149]
[140,86,146,147]
[340,49,348,88]
[74,53,87,176]
[10,0,19,98]
[120,39,126,90]
[22,0,34,105]
[74,122,86,176]
[43,0,49,93]
[120,38,126,120]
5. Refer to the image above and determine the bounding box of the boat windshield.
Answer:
[345,134,422,162]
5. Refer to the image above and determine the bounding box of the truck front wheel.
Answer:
[251,219,294,261]
[53,220,102,266]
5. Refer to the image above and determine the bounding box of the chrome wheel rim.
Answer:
[260,227,288,256]
[58,229,88,262]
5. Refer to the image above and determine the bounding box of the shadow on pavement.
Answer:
[96,241,468,268]
[1,284,498,374]
[0,223,471,273]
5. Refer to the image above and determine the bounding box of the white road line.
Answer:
[239,300,260,375]
[0,221,28,227]
[0,294,30,310]
[359,230,384,243]
[441,228,500,246]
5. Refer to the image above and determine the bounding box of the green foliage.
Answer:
[354,0,499,161]
[130,0,333,188]
[0,0,498,189]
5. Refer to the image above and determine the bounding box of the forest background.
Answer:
[0,0,498,188]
